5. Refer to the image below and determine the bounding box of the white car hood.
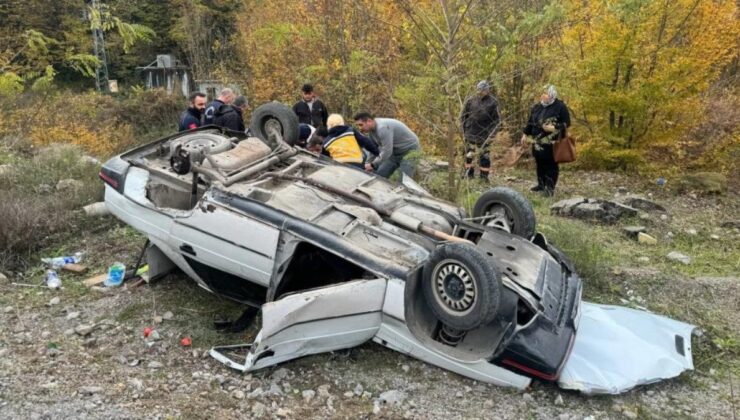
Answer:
[558,302,695,394]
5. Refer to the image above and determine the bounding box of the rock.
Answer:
[622,226,647,239]
[353,383,364,396]
[637,256,651,264]
[128,378,144,391]
[401,364,410,373]
[0,272,8,282]
[66,311,80,320]
[251,402,267,418]
[678,172,727,194]
[317,384,332,398]
[270,367,290,381]
[378,390,406,406]
[48,297,61,306]
[162,311,174,320]
[343,391,355,398]
[247,387,264,399]
[302,389,315,402]
[3,305,13,313]
[372,401,382,415]
[522,392,534,402]
[148,330,161,341]
[623,410,638,419]
[275,408,292,418]
[667,251,691,265]
[153,316,163,324]
[63,328,75,336]
[81,155,100,165]
[41,331,51,339]
[362,391,372,400]
[551,197,637,223]
[637,232,658,245]
[37,183,53,194]
[82,202,109,217]
[79,386,103,395]
[710,234,720,240]
[264,383,283,397]
[232,389,245,400]
[455,391,463,398]
[720,220,740,229]
[0,164,14,177]
[74,324,94,336]
[56,178,85,192]
[685,228,698,236]
[147,361,164,369]
[434,160,449,169]
[617,186,629,194]
[554,394,564,405]
[660,214,669,221]
[620,195,667,213]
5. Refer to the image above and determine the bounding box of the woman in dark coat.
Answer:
[521,85,570,196]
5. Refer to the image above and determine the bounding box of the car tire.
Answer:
[472,187,536,239]
[249,102,300,147]
[422,243,501,331]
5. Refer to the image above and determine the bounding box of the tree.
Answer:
[558,0,739,169]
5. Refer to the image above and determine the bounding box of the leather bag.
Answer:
[553,135,576,163]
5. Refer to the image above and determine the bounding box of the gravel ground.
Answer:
[0,272,737,419]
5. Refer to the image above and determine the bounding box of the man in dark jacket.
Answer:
[293,84,328,128]
[214,95,249,132]
[461,80,500,179]
[521,85,570,196]
[204,88,235,125]
[178,92,206,131]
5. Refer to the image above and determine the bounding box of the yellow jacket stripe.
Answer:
[324,132,363,164]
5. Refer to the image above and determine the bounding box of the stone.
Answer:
[401,364,410,372]
[48,297,61,306]
[551,197,638,223]
[56,178,85,192]
[270,367,290,381]
[79,386,103,395]
[41,331,51,339]
[522,393,534,402]
[232,389,245,400]
[265,383,283,397]
[248,387,264,399]
[343,391,355,398]
[637,232,658,245]
[153,316,163,324]
[317,384,332,398]
[720,220,740,229]
[82,202,110,217]
[0,272,8,282]
[81,155,100,165]
[162,311,174,320]
[74,324,94,336]
[37,183,53,194]
[710,234,720,240]
[622,226,647,239]
[275,408,292,417]
[554,394,564,405]
[667,251,691,265]
[128,378,144,390]
[378,390,406,406]
[685,228,698,236]
[3,305,13,313]
[66,311,80,320]
[251,402,267,418]
[0,164,14,177]
[302,389,315,402]
[148,330,161,341]
[637,256,651,264]
[147,361,164,369]
[353,383,364,396]
[623,410,638,419]
[620,195,667,213]
[660,214,669,221]
[63,328,75,336]
[434,160,449,169]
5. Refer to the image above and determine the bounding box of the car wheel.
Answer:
[250,102,300,147]
[472,187,536,239]
[422,243,501,331]
[171,132,233,155]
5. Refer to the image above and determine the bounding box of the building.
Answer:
[137,55,191,96]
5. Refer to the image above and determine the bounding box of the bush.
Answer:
[0,143,103,269]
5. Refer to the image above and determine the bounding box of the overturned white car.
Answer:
[100,103,695,394]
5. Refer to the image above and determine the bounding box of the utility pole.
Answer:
[87,0,110,93]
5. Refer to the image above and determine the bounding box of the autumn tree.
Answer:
[558,0,739,170]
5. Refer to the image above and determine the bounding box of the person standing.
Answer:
[178,92,206,131]
[521,85,570,196]
[204,88,236,125]
[214,95,249,132]
[293,83,328,128]
[461,80,500,180]
[353,112,420,178]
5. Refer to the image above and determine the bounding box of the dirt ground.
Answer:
[0,168,738,419]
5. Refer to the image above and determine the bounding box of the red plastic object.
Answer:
[180,337,192,347]
[143,327,153,338]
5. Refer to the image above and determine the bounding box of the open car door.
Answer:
[210,279,386,372]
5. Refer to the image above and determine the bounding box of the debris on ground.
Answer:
[666,251,692,265]
[636,232,658,245]
[619,195,667,213]
[83,202,110,217]
[551,197,638,223]
[45,270,61,289]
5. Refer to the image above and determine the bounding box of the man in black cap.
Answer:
[293,83,328,128]
[460,80,500,180]
[214,95,249,132]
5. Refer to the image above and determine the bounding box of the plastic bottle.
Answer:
[42,252,84,269]
[45,270,61,289]
[104,262,126,287]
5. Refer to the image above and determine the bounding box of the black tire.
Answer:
[472,187,536,239]
[249,102,300,147]
[422,243,501,331]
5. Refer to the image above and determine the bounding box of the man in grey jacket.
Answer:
[353,112,421,178]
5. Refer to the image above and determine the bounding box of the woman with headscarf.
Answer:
[520,85,571,196]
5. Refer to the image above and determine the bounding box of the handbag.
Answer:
[553,135,576,163]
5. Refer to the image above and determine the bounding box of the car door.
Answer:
[210,279,387,372]
[169,196,280,291]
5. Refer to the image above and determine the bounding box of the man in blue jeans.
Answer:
[353,112,421,178]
